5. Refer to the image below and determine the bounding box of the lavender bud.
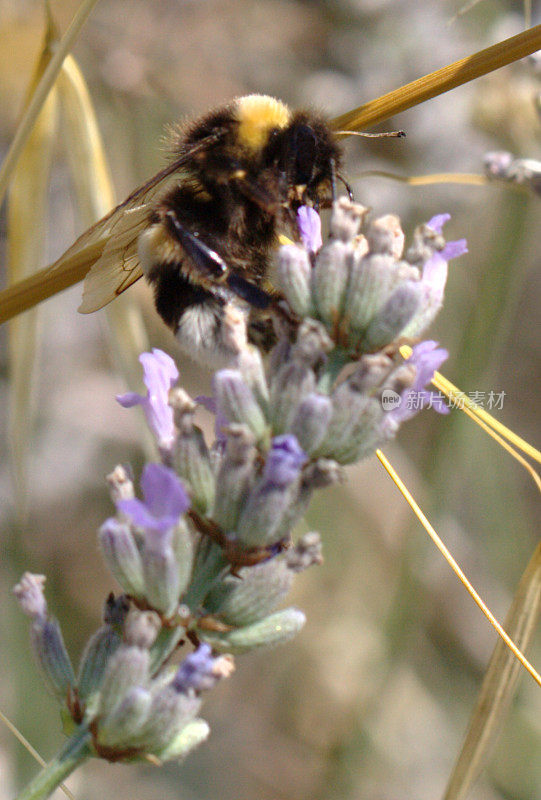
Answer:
[402,239,466,338]
[213,369,268,439]
[286,532,323,571]
[211,425,257,533]
[234,345,270,414]
[301,458,343,489]
[365,213,405,257]
[269,359,316,434]
[330,398,384,463]
[153,718,210,762]
[278,244,314,317]
[124,610,161,649]
[201,608,306,654]
[289,393,333,454]
[348,353,395,393]
[134,687,201,752]
[405,218,447,265]
[312,239,350,326]
[207,534,321,626]
[77,596,129,702]
[329,197,368,241]
[99,519,145,598]
[13,573,47,618]
[142,535,181,618]
[362,280,422,351]
[107,465,134,504]
[96,686,152,748]
[31,617,76,702]
[236,436,307,548]
[170,389,215,514]
[204,558,295,626]
[314,379,372,459]
[14,573,75,702]
[341,253,397,344]
[97,644,151,721]
[171,519,195,600]
[292,319,333,364]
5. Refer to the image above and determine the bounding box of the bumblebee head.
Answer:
[235,96,341,207]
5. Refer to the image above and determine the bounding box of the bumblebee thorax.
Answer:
[235,95,291,153]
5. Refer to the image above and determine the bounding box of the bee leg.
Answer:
[165,209,273,311]
[337,173,354,200]
[226,273,273,310]
[330,157,338,201]
[231,173,280,213]
[164,210,228,279]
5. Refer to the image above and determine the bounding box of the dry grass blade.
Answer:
[399,346,541,472]
[0,707,74,800]
[8,29,59,514]
[376,450,541,686]
[431,371,541,465]
[0,0,101,205]
[57,54,153,455]
[57,54,115,217]
[332,25,541,133]
[443,542,541,800]
[357,171,491,187]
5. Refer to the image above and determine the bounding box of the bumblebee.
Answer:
[41,94,346,364]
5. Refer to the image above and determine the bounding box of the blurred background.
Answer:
[0,1,539,798]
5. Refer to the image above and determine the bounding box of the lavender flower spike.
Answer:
[118,463,190,534]
[117,349,179,451]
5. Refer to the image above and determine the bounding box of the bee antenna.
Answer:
[336,129,406,139]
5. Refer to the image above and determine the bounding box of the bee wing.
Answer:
[77,160,191,313]
[41,132,223,314]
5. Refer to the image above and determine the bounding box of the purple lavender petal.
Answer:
[297,206,322,252]
[118,464,190,533]
[426,213,451,234]
[140,349,179,394]
[118,497,172,532]
[263,435,307,487]
[408,341,449,388]
[141,463,190,519]
[173,644,218,692]
[116,349,178,449]
[116,392,144,408]
[441,239,468,260]
[387,342,449,423]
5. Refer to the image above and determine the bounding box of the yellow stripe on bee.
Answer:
[138,223,179,274]
[236,95,290,151]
